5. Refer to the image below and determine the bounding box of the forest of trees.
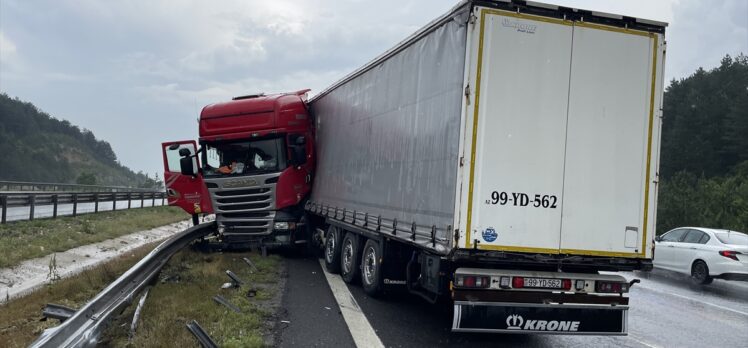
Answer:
[0,94,161,188]
[657,54,748,234]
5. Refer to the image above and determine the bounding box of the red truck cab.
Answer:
[162,89,315,246]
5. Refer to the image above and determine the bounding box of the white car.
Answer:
[653,227,748,284]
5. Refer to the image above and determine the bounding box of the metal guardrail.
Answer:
[29,222,216,348]
[0,191,166,223]
[0,180,158,193]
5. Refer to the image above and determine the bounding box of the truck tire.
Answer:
[340,233,361,283]
[324,227,342,274]
[691,260,713,285]
[361,239,383,296]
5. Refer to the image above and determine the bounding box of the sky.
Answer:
[1,0,746,177]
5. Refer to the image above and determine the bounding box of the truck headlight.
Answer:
[274,222,296,230]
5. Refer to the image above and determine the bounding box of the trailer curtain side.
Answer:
[309,14,468,254]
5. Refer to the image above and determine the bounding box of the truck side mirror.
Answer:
[654,235,662,242]
[180,156,196,176]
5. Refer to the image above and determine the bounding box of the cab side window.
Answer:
[682,230,706,244]
[661,229,687,242]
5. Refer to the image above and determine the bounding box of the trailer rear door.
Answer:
[461,8,662,258]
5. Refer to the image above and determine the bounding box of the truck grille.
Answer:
[204,173,279,237]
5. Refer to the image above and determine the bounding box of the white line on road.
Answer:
[637,284,748,317]
[318,259,385,348]
[628,334,661,348]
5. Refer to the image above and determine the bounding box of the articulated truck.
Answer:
[163,0,666,334]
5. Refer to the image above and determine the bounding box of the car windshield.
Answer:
[714,231,748,245]
[202,137,286,177]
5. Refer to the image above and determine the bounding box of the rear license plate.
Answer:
[524,277,562,289]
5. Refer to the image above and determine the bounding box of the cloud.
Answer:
[1,0,745,176]
[666,0,748,81]
[0,31,17,59]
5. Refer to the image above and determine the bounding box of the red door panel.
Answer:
[162,140,214,215]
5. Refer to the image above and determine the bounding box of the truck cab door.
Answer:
[162,140,213,219]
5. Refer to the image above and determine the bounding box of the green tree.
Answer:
[76,172,97,185]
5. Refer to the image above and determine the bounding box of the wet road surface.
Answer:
[279,257,748,347]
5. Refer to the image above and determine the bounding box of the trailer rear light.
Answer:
[575,280,586,291]
[512,276,524,288]
[561,279,572,290]
[454,275,490,289]
[719,250,741,261]
[596,281,629,293]
[499,276,511,289]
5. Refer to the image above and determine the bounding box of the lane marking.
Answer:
[636,284,748,317]
[318,259,385,348]
[628,334,661,348]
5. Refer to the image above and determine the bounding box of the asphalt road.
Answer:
[278,257,748,348]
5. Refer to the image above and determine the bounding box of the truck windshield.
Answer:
[202,137,287,177]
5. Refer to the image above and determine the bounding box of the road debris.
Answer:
[212,295,241,313]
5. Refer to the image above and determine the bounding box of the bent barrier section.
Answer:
[29,222,215,348]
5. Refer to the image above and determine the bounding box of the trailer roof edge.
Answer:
[310,0,667,102]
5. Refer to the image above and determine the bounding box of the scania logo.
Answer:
[507,314,524,329]
[505,314,581,332]
[223,178,258,188]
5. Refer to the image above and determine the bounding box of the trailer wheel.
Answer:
[361,239,383,296]
[340,233,361,283]
[324,227,342,274]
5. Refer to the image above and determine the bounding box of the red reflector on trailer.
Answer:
[512,277,524,288]
[562,279,572,290]
[596,281,629,293]
[463,276,476,288]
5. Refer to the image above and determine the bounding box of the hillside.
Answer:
[0,94,160,187]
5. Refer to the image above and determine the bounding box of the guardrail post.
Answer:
[112,192,117,211]
[161,193,165,206]
[94,193,99,213]
[52,195,58,219]
[151,193,155,207]
[1,195,7,224]
[127,192,132,209]
[73,193,78,217]
[140,193,144,208]
[29,194,35,221]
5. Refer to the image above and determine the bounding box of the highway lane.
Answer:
[280,257,748,347]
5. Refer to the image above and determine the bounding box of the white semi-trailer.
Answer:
[305,0,666,334]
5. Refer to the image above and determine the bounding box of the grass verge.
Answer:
[104,248,283,347]
[0,206,186,268]
[0,242,159,348]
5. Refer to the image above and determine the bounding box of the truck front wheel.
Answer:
[324,227,342,274]
[361,239,383,296]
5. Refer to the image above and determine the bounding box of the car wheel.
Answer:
[340,233,361,283]
[361,239,384,296]
[324,227,342,274]
[691,260,713,285]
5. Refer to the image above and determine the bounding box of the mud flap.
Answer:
[452,302,627,335]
